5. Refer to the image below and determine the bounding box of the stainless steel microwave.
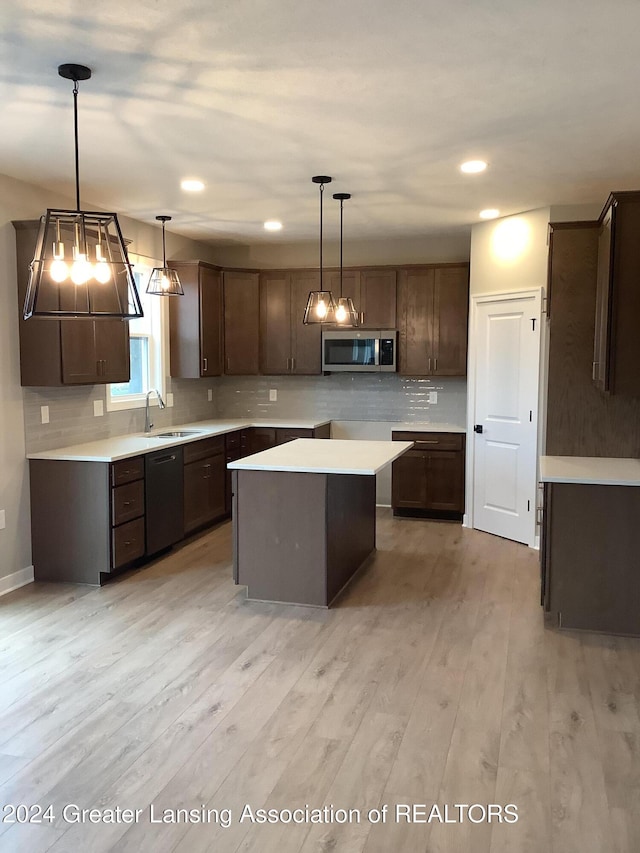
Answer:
[321,329,397,372]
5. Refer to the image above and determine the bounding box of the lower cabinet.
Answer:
[183,437,227,534]
[391,431,465,519]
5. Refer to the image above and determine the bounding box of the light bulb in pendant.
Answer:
[315,299,327,319]
[335,303,347,323]
[50,241,68,283]
[94,244,111,284]
[71,251,92,285]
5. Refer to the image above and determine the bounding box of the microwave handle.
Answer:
[374,337,381,366]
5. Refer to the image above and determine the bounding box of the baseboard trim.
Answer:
[0,566,35,597]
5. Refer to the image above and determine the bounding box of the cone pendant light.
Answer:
[23,63,143,320]
[332,192,358,326]
[303,176,336,324]
[146,216,184,295]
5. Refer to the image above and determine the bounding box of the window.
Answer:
[106,261,167,411]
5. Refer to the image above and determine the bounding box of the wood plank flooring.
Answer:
[0,511,639,852]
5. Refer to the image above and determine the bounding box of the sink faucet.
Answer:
[144,389,166,433]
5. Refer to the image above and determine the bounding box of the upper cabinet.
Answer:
[260,270,322,375]
[593,192,640,396]
[223,271,260,375]
[397,264,469,376]
[14,221,130,387]
[168,261,223,378]
[358,269,397,328]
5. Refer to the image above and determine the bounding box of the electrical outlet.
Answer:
[93,399,104,417]
[166,393,174,408]
[428,391,438,404]
[269,389,277,402]
[0,510,5,530]
[41,405,49,424]
[207,389,213,402]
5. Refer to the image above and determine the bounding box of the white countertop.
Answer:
[27,418,332,463]
[392,422,466,434]
[228,438,414,475]
[540,456,640,486]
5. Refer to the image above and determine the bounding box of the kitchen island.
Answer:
[228,438,413,607]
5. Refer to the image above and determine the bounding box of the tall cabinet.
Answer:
[168,261,223,378]
[223,271,260,375]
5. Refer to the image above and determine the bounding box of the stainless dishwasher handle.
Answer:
[151,454,177,465]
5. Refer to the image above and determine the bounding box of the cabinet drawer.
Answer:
[225,430,242,450]
[392,431,464,451]
[276,428,313,444]
[111,456,144,486]
[183,436,225,464]
[112,480,144,527]
[111,517,145,569]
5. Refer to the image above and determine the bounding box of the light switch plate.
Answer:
[269,389,277,402]
[0,510,5,530]
[428,391,438,404]
[41,405,49,424]
[167,393,174,408]
[93,399,104,417]
[207,389,213,402]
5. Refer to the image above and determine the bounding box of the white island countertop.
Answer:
[228,438,414,476]
[27,418,332,463]
[540,456,640,486]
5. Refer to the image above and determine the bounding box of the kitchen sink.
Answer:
[152,430,203,438]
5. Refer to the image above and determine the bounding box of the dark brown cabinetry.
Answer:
[183,436,226,534]
[541,481,640,635]
[358,269,397,328]
[397,264,469,376]
[592,191,640,396]
[14,221,130,387]
[223,271,260,375]
[391,431,465,518]
[169,261,223,378]
[259,271,322,374]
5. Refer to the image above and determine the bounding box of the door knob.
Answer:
[473,424,484,433]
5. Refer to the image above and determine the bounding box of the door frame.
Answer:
[464,287,545,548]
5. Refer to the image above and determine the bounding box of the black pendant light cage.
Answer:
[303,176,336,324]
[23,63,143,320]
[332,192,358,326]
[146,216,184,296]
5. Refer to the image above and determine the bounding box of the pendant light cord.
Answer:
[162,220,167,265]
[319,181,324,289]
[72,79,81,212]
[339,197,344,297]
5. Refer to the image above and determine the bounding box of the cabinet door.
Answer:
[290,271,322,374]
[61,321,100,384]
[424,451,464,512]
[207,452,227,521]
[249,427,277,454]
[184,453,225,533]
[95,319,130,383]
[359,270,397,328]
[397,269,434,375]
[593,206,613,392]
[392,450,428,508]
[200,267,223,376]
[260,271,291,374]
[224,272,260,375]
[433,266,469,376]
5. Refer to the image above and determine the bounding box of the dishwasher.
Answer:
[145,447,184,556]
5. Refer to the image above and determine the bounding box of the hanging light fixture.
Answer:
[332,192,359,326]
[303,175,336,324]
[23,63,143,320]
[146,216,184,295]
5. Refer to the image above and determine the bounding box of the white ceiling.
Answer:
[1,0,639,245]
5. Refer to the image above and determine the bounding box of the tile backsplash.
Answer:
[23,374,467,453]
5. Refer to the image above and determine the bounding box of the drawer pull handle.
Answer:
[415,440,439,446]
[123,500,133,506]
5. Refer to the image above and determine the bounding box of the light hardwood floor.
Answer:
[0,511,639,853]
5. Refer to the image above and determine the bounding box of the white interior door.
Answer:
[471,291,541,545]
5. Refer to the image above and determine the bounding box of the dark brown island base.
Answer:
[230,439,413,607]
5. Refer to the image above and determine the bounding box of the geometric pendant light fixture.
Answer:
[146,216,184,295]
[23,63,144,320]
[303,175,337,324]
[332,192,359,326]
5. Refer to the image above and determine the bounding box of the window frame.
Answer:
[105,259,168,412]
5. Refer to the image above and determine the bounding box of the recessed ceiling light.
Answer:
[264,220,283,232]
[460,160,487,174]
[479,208,500,219]
[180,179,205,192]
